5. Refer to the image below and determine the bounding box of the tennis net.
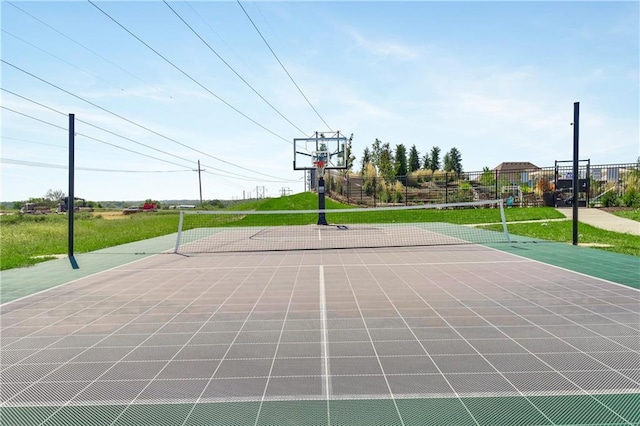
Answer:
[174,199,510,254]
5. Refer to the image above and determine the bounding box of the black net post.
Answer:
[68,113,79,269]
[572,102,580,245]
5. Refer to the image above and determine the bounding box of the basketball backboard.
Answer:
[293,131,348,171]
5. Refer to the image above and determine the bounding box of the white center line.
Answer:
[319,265,331,422]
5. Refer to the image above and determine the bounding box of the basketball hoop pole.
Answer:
[316,161,328,225]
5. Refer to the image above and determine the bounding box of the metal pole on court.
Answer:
[572,102,580,246]
[68,113,79,269]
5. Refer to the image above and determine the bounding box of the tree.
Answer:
[446,147,463,177]
[443,148,463,176]
[360,147,371,174]
[443,152,452,172]
[337,134,356,171]
[362,162,377,196]
[371,138,382,170]
[480,166,496,186]
[422,152,430,170]
[408,145,420,172]
[345,134,356,171]
[45,189,65,202]
[394,144,408,177]
[378,143,395,181]
[428,146,441,172]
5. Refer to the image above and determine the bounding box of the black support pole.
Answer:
[572,102,580,246]
[317,174,328,225]
[68,113,79,269]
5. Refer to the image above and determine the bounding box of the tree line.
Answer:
[358,139,463,180]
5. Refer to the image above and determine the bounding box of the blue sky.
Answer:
[1,1,638,202]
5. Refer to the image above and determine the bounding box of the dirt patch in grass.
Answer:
[94,211,128,220]
[598,207,634,213]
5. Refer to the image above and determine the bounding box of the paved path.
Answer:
[556,207,640,235]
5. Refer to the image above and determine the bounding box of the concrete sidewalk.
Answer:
[556,207,640,235]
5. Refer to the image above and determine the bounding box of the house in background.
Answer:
[493,162,540,185]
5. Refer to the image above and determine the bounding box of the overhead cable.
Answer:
[2,60,293,181]
[87,0,293,146]
[164,1,308,135]
[1,158,192,173]
[237,0,333,132]
[2,91,298,182]
[5,0,175,101]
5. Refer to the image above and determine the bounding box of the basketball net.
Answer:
[313,160,326,176]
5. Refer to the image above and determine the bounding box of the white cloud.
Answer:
[344,27,419,61]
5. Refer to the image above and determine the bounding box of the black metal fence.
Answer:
[323,162,639,207]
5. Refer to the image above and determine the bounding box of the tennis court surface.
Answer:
[2,237,639,426]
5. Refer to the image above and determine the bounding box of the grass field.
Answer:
[1,193,636,271]
[483,220,640,257]
[612,208,640,222]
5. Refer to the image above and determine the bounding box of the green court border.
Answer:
[2,393,638,425]
[491,237,640,290]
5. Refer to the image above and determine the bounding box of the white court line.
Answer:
[483,245,640,293]
[0,253,167,308]
[319,265,330,403]
[120,260,532,272]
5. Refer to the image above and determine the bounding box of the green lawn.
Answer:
[1,193,636,271]
[483,220,640,257]
[612,209,640,222]
[0,211,181,270]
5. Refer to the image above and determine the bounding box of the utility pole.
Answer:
[255,186,267,199]
[196,160,205,206]
[280,187,292,197]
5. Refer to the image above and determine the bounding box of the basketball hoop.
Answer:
[313,160,326,174]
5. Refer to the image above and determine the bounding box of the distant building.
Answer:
[493,162,540,184]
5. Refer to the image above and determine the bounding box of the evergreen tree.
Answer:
[422,152,430,170]
[429,146,441,172]
[360,147,371,174]
[394,144,408,177]
[447,147,463,176]
[408,145,420,172]
[443,152,452,172]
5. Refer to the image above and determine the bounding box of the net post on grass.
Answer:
[174,199,510,254]
[313,151,328,226]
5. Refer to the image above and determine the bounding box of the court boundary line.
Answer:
[485,245,640,293]
[0,254,163,308]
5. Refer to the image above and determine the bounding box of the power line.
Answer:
[87,0,294,146]
[185,2,260,80]
[163,0,308,135]
[1,158,191,173]
[2,29,126,93]
[1,105,193,170]
[5,0,175,102]
[1,135,65,149]
[2,88,196,166]
[237,0,333,132]
[2,60,292,181]
[1,106,68,132]
[2,97,297,182]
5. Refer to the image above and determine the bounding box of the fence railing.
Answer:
[321,162,639,207]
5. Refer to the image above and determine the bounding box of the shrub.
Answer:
[622,187,640,207]
[600,191,619,207]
